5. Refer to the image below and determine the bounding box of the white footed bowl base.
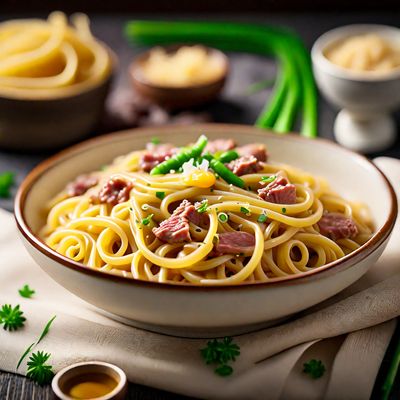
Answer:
[334,109,396,153]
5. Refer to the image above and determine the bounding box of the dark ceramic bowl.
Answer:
[129,45,229,110]
[0,45,116,152]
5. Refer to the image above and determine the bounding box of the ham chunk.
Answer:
[227,156,263,176]
[205,139,236,154]
[95,178,133,205]
[140,143,176,172]
[214,232,256,256]
[258,176,296,204]
[237,144,268,162]
[318,213,358,241]
[66,175,98,197]
[153,199,208,243]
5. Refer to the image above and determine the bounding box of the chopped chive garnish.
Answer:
[197,200,208,213]
[141,204,150,211]
[260,175,276,184]
[218,212,229,223]
[151,137,160,145]
[282,207,287,214]
[258,214,267,223]
[240,206,250,215]
[142,214,154,226]
[129,207,133,211]
[156,191,165,200]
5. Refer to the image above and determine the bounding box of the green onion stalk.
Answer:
[125,21,318,137]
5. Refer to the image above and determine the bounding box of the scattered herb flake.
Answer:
[26,351,54,386]
[197,200,208,214]
[0,304,26,331]
[240,206,250,215]
[282,207,287,214]
[213,235,219,244]
[303,359,326,379]
[18,284,35,299]
[261,175,276,184]
[142,214,154,226]
[151,137,160,145]
[156,191,165,200]
[257,214,267,223]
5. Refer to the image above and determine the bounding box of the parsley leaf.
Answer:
[200,337,240,377]
[156,191,165,200]
[18,284,35,299]
[0,172,15,198]
[26,351,54,386]
[303,359,326,379]
[196,200,208,214]
[0,304,26,331]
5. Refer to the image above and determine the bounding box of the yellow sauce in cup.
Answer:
[66,373,117,399]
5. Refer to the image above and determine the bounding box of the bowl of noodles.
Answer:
[15,124,397,336]
[0,12,114,150]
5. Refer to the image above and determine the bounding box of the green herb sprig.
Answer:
[26,351,54,386]
[19,284,35,299]
[303,359,326,379]
[201,337,240,377]
[0,304,26,331]
[0,172,15,198]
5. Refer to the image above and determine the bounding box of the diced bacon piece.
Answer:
[258,176,296,204]
[205,139,236,154]
[237,143,268,162]
[227,156,263,176]
[95,178,133,205]
[153,199,207,243]
[140,143,177,173]
[66,175,98,197]
[318,213,358,241]
[214,232,256,255]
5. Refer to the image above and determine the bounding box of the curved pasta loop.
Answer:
[40,145,374,284]
[0,12,111,95]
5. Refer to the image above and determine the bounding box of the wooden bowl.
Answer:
[0,45,117,152]
[129,45,229,110]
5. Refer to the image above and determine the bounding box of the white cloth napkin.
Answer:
[0,157,399,400]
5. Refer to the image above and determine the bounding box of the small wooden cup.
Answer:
[129,45,229,110]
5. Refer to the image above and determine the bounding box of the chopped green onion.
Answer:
[150,135,208,175]
[218,150,239,164]
[258,214,267,223]
[156,191,165,200]
[151,137,160,145]
[208,158,245,188]
[141,204,150,211]
[261,175,276,184]
[282,207,287,213]
[142,214,154,226]
[218,212,229,223]
[240,206,250,215]
[197,200,208,214]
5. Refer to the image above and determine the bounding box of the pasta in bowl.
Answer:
[15,125,396,335]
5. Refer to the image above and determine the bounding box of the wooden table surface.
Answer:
[0,11,399,400]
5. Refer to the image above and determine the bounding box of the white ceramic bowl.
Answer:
[14,124,397,337]
[311,24,400,152]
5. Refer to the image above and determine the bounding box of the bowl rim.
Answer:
[14,123,398,291]
[311,23,400,82]
[129,44,229,91]
[0,42,118,101]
